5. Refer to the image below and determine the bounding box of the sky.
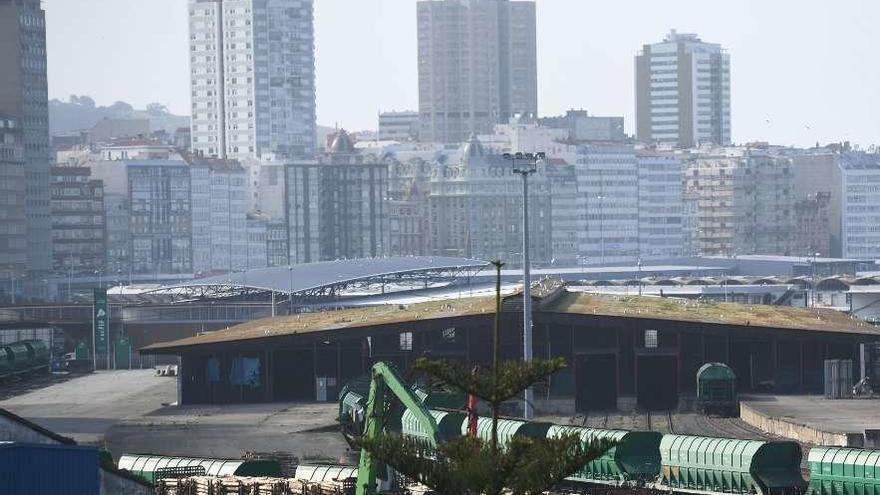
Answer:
[44,0,880,148]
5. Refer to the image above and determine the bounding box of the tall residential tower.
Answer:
[0,0,52,293]
[635,30,730,148]
[417,0,537,143]
[188,0,316,161]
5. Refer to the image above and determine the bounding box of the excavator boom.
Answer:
[355,362,440,495]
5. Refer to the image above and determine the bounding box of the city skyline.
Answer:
[43,0,880,148]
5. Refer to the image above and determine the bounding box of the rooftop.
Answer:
[142,291,880,354]
[545,292,877,334]
[159,256,489,296]
[141,295,497,352]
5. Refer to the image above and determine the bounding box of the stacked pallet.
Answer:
[154,475,355,495]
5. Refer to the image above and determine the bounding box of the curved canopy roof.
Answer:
[161,257,488,296]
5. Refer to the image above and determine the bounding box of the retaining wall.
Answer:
[739,402,863,447]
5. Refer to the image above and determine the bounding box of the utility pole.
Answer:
[505,151,545,420]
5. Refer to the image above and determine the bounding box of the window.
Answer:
[644,329,658,348]
[399,332,413,351]
[441,327,456,342]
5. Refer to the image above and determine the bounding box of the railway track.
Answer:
[693,413,771,440]
[580,410,609,428]
[645,410,675,433]
[0,370,67,400]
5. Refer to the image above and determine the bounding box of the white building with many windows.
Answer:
[637,150,684,258]
[188,0,316,160]
[189,157,249,274]
[575,145,640,264]
[838,153,880,259]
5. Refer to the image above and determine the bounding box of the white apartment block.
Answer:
[839,153,880,259]
[636,30,730,148]
[546,161,579,266]
[378,111,419,142]
[189,0,316,161]
[189,159,249,273]
[575,145,640,264]
[637,151,684,258]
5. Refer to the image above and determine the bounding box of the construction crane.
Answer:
[355,362,440,495]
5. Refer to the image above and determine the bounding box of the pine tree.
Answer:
[359,260,614,495]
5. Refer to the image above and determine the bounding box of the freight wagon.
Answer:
[117,454,281,483]
[0,339,50,379]
[339,377,869,495]
[696,362,738,416]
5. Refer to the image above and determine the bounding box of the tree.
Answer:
[359,260,614,495]
[145,102,169,115]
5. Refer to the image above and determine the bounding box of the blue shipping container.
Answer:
[0,442,100,494]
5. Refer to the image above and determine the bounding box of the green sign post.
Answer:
[114,335,131,370]
[93,288,108,368]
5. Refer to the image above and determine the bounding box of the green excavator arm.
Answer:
[355,362,439,495]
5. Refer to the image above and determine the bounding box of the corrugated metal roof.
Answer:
[162,256,488,295]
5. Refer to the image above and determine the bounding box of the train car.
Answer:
[3,342,32,372]
[697,362,738,416]
[117,454,281,483]
[806,446,880,495]
[548,425,662,486]
[338,375,464,443]
[0,346,12,376]
[401,408,467,444]
[656,434,805,495]
[465,415,554,445]
[21,340,50,371]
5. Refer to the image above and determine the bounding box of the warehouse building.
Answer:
[142,279,880,413]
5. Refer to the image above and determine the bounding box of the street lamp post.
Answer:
[637,258,643,296]
[504,151,545,420]
[288,265,294,315]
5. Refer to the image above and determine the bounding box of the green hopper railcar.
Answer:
[548,425,662,485]
[697,362,738,416]
[117,454,281,483]
[807,446,880,495]
[658,434,805,495]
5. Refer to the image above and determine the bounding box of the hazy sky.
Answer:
[45,0,880,148]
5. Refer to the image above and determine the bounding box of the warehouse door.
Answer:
[273,348,315,400]
[575,353,617,411]
[637,355,678,410]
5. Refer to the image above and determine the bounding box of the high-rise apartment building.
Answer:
[188,0,316,161]
[635,30,730,148]
[0,0,52,288]
[637,151,684,258]
[0,115,27,298]
[285,131,389,264]
[684,148,794,257]
[793,152,880,259]
[49,167,106,277]
[417,0,537,143]
[188,156,249,273]
[575,145,640,264]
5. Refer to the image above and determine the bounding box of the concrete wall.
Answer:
[0,414,64,445]
[739,402,862,446]
[101,468,152,495]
